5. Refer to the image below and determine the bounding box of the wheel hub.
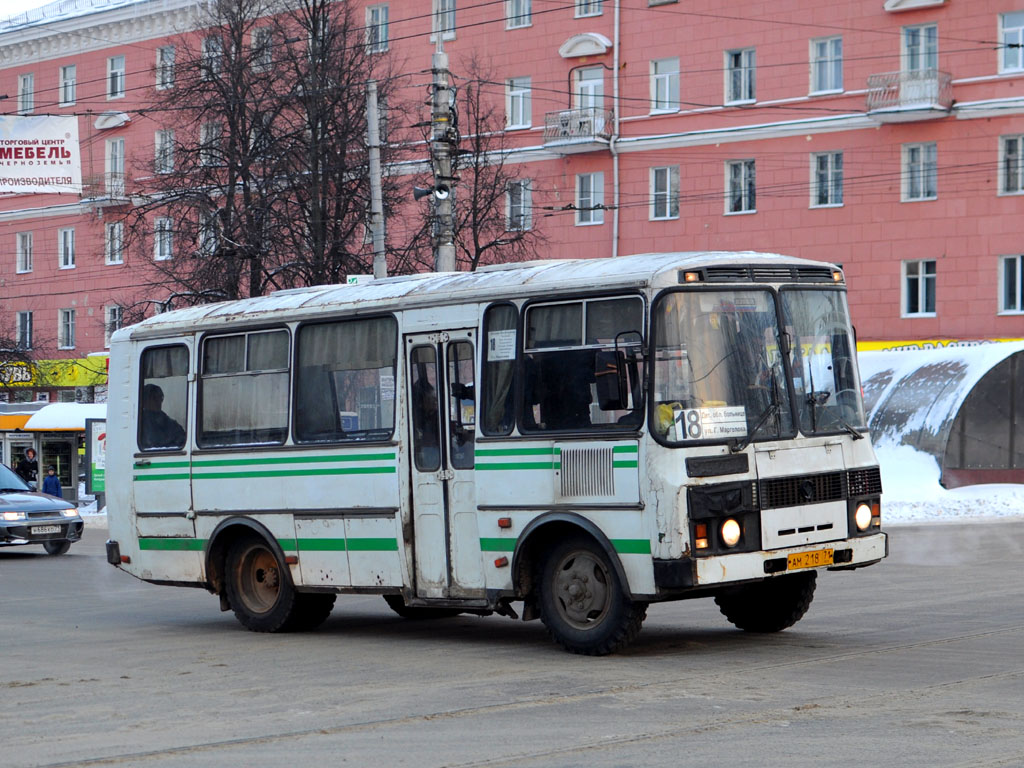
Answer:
[553,552,610,628]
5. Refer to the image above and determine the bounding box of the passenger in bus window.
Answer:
[140,383,186,449]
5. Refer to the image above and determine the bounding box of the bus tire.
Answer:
[224,537,304,633]
[291,593,337,631]
[43,540,71,556]
[383,594,461,620]
[715,571,817,633]
[537,535,647,656]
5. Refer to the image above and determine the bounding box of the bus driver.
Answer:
[140,383,185,449]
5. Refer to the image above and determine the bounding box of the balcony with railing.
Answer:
[543,107,613,153]
[866,69,953,122]
[81,172,128,204]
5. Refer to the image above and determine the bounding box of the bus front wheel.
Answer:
[715,571,817,633]
[537,535,647,656]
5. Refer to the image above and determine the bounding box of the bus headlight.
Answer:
[721,518,742,548]
[854,503,872,532]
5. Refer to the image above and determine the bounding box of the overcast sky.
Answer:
[3,0,53,17]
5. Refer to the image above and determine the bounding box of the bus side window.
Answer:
[139,345,189,451]
[410,346,441,471]
[481,304,517,435]
[447,341,475,469]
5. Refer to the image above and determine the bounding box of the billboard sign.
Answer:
[85,418,106,495]
[0,116,81,195]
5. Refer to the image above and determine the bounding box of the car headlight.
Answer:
[2,510,26,521]
[61,508,79,518]
[721,518,742,548]
[854,503,872,532]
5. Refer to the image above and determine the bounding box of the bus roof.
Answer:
[118,251,838,341]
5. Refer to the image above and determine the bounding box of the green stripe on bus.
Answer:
[612,461,639,469]
[346,537,399,551]
[296,539,347,551]
[134,473,192,482]
[612,445,639,454]
[479,538,517,552]
[192,466,396,480]
[138,538,206,551]
[475,462,560,471]
[475,448,556,457]
[192,453,395,467]
[611,539,651,554]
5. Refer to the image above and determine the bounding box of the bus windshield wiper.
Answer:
[839,420,864,440]
[730,402,779,453]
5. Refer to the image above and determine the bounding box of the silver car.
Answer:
[0,464,83,555]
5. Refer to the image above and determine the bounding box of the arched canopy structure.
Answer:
[860,342,1024,489]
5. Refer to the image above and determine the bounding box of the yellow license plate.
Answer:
[787,549,834,570]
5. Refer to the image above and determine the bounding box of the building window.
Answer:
[903,24,937,72]
[59,65,76,106]
[58,309,76,350]
[725,48,755,103]
[576,172,604,225]
[903,142,937,201]
[811,151,843,207]
[811,36,842,93]
[156,45,175,90]
[506,77,531,129]
[16,311,32,350]
[202,37,222,79]
[650,166,679,220]
[507,179,531,231]
[433,0,455,41]
[507,0,531,28]
[155,129,174,174]
[366,5,389,52]
[249,27,273,71]
[58,228,75,269]
[106,138,125,197]
[107,55,125,99]
[650,58,680,112]
[1000,135,1023,195]
[155,218,174,261]
[199,210,219,256]
[1000,255,1024,313]
[16,232,33,274]
[104,306,124,348]
[903,259,936,316]
[575,67,604,110]
[726,159,756,213]
[576,0,602,18]
[17,73,33,114]
[1002,12,1024,73]
[105,221,124,265]
[200,122,222,166]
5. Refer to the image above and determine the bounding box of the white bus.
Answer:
[105,252,886,655]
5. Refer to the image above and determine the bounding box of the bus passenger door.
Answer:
[406,330,484,599]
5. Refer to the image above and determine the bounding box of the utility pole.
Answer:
[366,80,387,279]
[430,47,457,272]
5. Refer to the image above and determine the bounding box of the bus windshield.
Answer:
[652,289,794,443]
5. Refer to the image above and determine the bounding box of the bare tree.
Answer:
[0,311,50,400]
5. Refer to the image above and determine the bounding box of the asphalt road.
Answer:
[2,519,1023,768]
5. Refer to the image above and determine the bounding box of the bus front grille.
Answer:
[847,466,883,496]
[760,472,844,509]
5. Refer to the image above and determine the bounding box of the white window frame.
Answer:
[58,309,76,350]
[1001,12,1024,73]
[650,166,679,220]
[507,0,531,29]
[902,259,936,317]
[58,228,75,270]
[902,24,938,72]
[202,36,222,79]
[156,45,175,90]
[506,179,532,231]
[811,151,843,208]
[16,231,33,274]
[999,255,1024,314]
[576,0,602,18]
[366,5,389,53]
[17,73,33,114]
[199,210,219,256]
[650,58,680,113]
[154,218,174,261]
[902,142,937,201]
[726,159,756,214]
[59,65,76,106]
[106,138,126,197]
[107,54,126,99]
[576,172,604,225]
[251,27,273,71]
[200,122,222,166]
[999,135,1024,195]
[810,36,843,94]
[105,221,124,265]
[104,305,124,348]
[506,77,531,129]
[725,48,755,104]
[16,311,32,351]
[575,67,604,110]
[432,0,456,41]
[155,129,174,174]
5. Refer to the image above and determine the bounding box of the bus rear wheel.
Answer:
[715,571,817,633]
[224,537,333,632]
[537,535,647,656]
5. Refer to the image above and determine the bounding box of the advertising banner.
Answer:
[85,418,106,495]
[0,115,81,195]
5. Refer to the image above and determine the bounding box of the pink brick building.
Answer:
[1,0,1023,402]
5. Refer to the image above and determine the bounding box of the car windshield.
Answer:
[652,289,794,443]
[779,288,866,434]
[0,463,30,492]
